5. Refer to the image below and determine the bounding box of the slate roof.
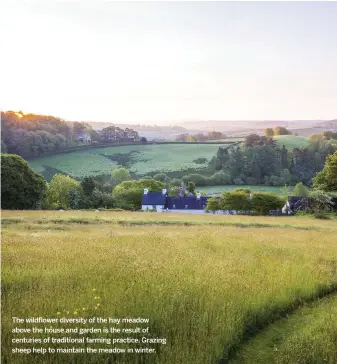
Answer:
[141,192,167,206]
[166,196,209,210]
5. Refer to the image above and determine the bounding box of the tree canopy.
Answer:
[312,151,337,191]
[111,167,132,184]
[1,153,46,209]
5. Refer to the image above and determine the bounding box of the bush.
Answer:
[250,192,284,215]
[235,188,251,194]
[209,171,232,185]
[313,211,330,220]
[205,197,220,213]
[153,173,169,182]
[181,174,206,186]
[220,191,250,211]
[309,190,335,213]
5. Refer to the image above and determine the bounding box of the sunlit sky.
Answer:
[1,1,337,124]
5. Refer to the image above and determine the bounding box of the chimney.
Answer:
[144,188,149,195]
[196,192,201,199]
[162,188,167,195]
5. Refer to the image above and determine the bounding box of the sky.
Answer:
[1,1,337,124]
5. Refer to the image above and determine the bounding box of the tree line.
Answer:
[214,134,336,186]
[1,151,336,215]
[1,111,141,159]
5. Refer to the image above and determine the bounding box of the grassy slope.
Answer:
[2,211,337,364]
[273,135,309,149]
[28,143,228,180]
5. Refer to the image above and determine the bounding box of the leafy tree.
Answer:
[274,126,291,136]
[205,197,220,213]
[46,174,82,208]
[308,134,325,143]
[68,189,85,209]
[292,182,310,197]
[280,185,292,200]
[1,153,46,209]
[312,151,337,191]
[280,169,291,184]
[264,128,274,137]
[90,189,115,209]
[187,181,196,194]
[111,167,132,184]
[81,176,96,196]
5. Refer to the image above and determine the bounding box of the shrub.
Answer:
[313,211,330,220]
[309,190,335,213]
[181,174,206,186]
[220,191,250,211]
[250,192,284,215]
[153,173,169,182]
[205,197,220,213]
[235,188,251,194]
[210,171,232,185]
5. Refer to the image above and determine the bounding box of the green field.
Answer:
[28,143,230,180]
[2,211,337,364]
[197,185,291,195]
[273,135,310,149]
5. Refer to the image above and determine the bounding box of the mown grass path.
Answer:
[227,293,337,364]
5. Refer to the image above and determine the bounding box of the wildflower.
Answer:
[56,312,61,315]
[74,311,78,315]
[92,288,96,292]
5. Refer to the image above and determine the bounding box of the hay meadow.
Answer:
[2,211,337,364]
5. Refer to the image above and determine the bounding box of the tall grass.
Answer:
[2,211,337,364]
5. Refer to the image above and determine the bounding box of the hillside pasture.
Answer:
[2,211,337,364]
[196,185,291,195]
[28,143,230,180]
[273,135,309,149]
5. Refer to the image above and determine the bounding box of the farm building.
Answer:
[141,189,167,212]
[141,189,210,213]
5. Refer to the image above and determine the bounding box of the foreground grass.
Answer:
[229,295,337,364]
[2,211,337,364]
